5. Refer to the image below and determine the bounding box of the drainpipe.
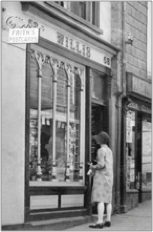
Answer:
[115,1,127,213]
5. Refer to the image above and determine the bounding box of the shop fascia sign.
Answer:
[132,76,151,98]
[128,75,152,99]
[127,102,151,114]
[56,32,111,68]
[8,28,39,44]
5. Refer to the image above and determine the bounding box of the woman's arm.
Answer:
[90,163,105,170]
[90,148,106,170]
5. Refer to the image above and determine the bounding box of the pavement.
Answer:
[2,200,152,231]
[65,200,152,231]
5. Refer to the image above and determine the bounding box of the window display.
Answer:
[126,111,136,190]
[28,45,85,185]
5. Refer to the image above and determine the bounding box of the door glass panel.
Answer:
[91,103,108,162]
[91,70,106,102]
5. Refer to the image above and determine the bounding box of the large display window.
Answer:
[28,44,85,186]
[142,117,152,190]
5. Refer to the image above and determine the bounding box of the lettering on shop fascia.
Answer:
[5,16,45,31]
[57,32,111,67]
[127,102,151,114]
[57,32,91,59]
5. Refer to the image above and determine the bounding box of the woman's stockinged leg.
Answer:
[106,202,112,222]
[97,202,104,224]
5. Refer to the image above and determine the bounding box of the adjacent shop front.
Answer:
[125,73,152,210]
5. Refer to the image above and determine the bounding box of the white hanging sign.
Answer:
[8,28,39,44]
[126,130,132,143]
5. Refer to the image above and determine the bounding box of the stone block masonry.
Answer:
[126,2,148,79]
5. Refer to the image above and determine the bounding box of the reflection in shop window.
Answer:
[28,47,84,184]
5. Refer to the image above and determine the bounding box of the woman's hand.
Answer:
[89,164,96,170]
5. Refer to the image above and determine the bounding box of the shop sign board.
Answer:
[132,76,151,99]
[8,28,39,43]
[56,32,111,67]
[127,102,151,114]
[127,73,151,99]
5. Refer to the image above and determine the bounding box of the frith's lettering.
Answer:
[57,32,91,58]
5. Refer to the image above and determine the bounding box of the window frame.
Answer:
[27,43,86,187]
[45,1,102,34]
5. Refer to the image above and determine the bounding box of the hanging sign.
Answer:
[126,130,132,143]
[8,28,39,43]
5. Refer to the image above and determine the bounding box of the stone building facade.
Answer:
[2,1,151,228]
[111,1,151,212]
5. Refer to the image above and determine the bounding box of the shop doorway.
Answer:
[91,102,108,214]
[91,103,108,160]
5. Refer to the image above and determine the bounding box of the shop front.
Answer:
[124,73,152,210]
[15,2,119,222]
[2,1,120,225]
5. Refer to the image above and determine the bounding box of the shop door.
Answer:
[91,103,108,160]
[91,102,108,214]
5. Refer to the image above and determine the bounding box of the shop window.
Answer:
[54,1,100,27]
[126,111,136,190]
[28,44,85,185]
[142,118,152,190]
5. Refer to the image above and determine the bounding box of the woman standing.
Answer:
[89,131,113,229]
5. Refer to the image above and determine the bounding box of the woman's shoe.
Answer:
[104,221,111,227]
[89,223,104,229]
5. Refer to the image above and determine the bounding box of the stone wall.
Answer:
[126,190,139,211]
[125,2,148,79]
[141,190,152,202]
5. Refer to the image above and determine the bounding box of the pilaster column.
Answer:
[50,58,59,180]
[35,51,45,181]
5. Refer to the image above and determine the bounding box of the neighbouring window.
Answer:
[54,1,100,27]
[28,44,85,185]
